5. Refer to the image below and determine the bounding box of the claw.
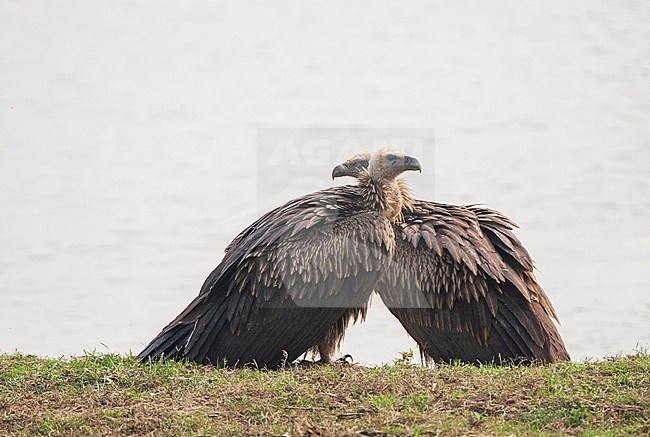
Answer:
[337,354,354,365]
[298,354,353,366]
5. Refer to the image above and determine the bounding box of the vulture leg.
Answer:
[311,306,367,363]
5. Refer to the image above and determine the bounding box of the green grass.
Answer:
[0,351,648,436]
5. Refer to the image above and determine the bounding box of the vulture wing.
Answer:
[139,186,394,368]
[378,201,569,364]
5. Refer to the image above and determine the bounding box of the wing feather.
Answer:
[378,201,569,364]
[139,186,394,368]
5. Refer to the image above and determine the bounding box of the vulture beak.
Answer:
[403,156,422,173]
[332,163,350,179]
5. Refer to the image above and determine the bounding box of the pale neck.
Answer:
[358,171,413,222]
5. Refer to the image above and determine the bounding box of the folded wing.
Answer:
[139,186,394,368]
[378,201,570,364]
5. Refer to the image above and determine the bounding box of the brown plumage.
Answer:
[332,152,570,364]
[308,149,422,362]
[138,148,421,367]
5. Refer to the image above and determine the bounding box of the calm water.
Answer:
[1,1,648,364]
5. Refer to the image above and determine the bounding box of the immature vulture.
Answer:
[138,148,422,368]
[332,152,570,364]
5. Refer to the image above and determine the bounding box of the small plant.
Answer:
[393,349,414,366]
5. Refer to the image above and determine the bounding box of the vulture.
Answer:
[138,148,422,368]
[332,152,570,364]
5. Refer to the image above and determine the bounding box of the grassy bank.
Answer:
[1,352,648,436]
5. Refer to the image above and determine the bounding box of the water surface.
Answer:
[1,1,648,363]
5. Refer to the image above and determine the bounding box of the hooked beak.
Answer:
[332,163,351,179]
[403,156,422,172]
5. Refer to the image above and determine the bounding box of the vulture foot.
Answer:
[296,354,353,366]
[336,354,354,365]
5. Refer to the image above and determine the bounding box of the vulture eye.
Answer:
[354,160,369,170]
[386,154,397,163]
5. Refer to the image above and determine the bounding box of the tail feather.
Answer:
[138,323,195,361]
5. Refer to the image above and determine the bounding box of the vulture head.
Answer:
[333,148,421,183]
[331,152,372,179]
